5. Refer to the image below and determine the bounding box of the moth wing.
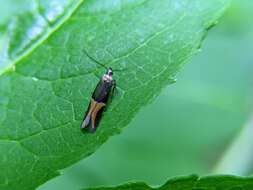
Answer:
[103,82,116,111]
[80,98,97,129]
[88,102,106,132]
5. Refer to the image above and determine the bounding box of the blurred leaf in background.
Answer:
[38,0,253,190]
[82,175,253,190]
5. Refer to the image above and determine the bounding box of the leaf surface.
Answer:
[0,0,229,189]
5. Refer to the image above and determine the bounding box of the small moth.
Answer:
[81,68,116,132]
[81,50,116,133]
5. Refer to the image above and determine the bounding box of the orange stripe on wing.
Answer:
[90,102,105,130]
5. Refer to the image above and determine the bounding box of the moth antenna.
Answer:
[83,48,127,73]
[82,48,108,70]
[113,68,127,72]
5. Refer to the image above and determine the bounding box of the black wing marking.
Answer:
[105,80,116,108]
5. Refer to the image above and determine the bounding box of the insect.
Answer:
[81,50,116,133]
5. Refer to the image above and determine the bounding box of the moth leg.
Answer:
[112,80,116,96]
[81,98,97,129]
[90,102,106,132]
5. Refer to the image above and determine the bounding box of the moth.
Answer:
[80,49,116,132]
[81,68,116,132]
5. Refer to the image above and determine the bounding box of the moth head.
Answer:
[106,68,113,76]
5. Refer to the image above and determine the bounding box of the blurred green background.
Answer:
[1,0,253,189]
[37,0,253,189]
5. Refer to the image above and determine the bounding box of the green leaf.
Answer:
[0,0,230,189]
[82,175,253,190]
